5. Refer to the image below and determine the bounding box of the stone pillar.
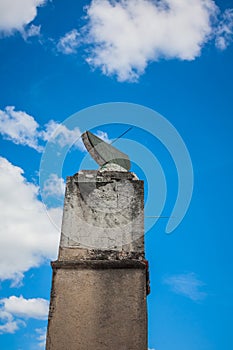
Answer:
[46,170,148,350]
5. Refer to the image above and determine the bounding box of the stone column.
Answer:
[46,170,148,350]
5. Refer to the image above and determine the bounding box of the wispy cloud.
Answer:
[163,272,207,301]
[35,327,47,348]
[21,24,41,41]
[0,309,24,334]
[57,29,80,54]
[42,173,66,199]
[215,9,233,50]
[95,130,111,143]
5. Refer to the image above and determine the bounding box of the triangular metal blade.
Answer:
[82,131,130,171]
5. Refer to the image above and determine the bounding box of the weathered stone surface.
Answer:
[60,170,144,253]
[46,171,147,350]
[46,265,147,350]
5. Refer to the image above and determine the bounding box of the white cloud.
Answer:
[42,173,66,199]
[0,156,62,284]
[0,106,42,151]
[163,272,207,301]
[57,29,80,54]
[0,319,22,334]
[22,24,41,41]
[0,106,85,152]
[0,308,22,334]
[0,307,26,334]
[42,120,84,150]
[215,9,233,50]
[0,296,48,335]
[0,0,46,36]
[36,327,47,348]
[82,0,233,82]
[95,130,111,143]
[1,296,49,320]
[0,106,108,153]
[84,0,218,81]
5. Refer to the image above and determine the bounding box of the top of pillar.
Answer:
[72,169,139,183]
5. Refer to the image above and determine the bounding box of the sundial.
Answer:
[81,130,130,171]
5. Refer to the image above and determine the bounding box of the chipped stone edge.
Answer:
[51,259,147,270]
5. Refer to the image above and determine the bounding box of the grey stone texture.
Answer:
[60,170,144,252]
[46,171,148,350]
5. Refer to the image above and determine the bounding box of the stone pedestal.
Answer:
[46,170,148,350]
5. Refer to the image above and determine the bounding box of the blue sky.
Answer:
[0,0,233,349]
